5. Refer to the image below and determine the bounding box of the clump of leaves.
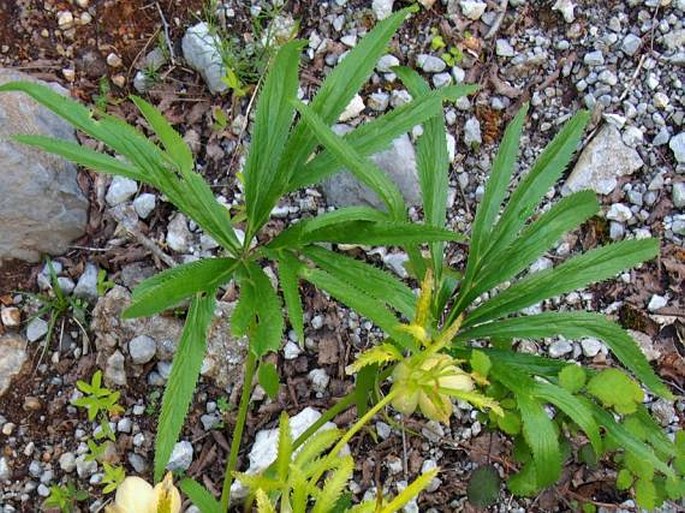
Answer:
[72,370,123,421]
[43,483,89,513]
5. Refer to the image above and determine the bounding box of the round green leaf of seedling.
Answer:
[587,369,643,414]
[467,465,501,508]
[558,364,586,393]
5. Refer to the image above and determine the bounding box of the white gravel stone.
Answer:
[460,0,487,20]
[75,455,97,478]
[672,182,685,208]
[383,252,409,278]
[647,294,668,312]
[621,34,642,56]
[416,54,446,73]
[464,117,482,146]
[0,456,11,481]
[283,341,301,360]
[105,350,127,386]
[106,176,138,206]
[670,133,685,163]
[58,452,76,473]
[26,318,48,343]
[432,72,452,88]
[367,91,390,112]
[581,338,603,357]
[167,441,193,471]
[133,193,156,219]
[339,94,365,122]
[552,0,576,22]
[622,126,643,147]
[1,307,20,327]
[182,22,228,94]
[496,39,515,57]
[308,368,330,393]
[117,418,132,433]
[166,214,193,253]
[549,340,573,358]
[377,54,400,72]
[129,335,157,364]
[584,50,604,66]
[73,263,99,302]
[606,203,633,222]
[372,0,394,20]
[651,399,676,426]
[609,221,625,240]
[376,421,391,439]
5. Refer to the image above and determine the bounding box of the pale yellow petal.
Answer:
[114,476,154,513]
[150,473,182,513]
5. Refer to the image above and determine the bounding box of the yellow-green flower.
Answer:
[391,353,475,423]
[105,473,181,513]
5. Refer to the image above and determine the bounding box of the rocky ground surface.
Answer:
[0,0,684,512]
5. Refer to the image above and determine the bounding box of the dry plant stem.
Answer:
[220,348,257,512]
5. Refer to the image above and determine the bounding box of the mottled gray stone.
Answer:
[0,335,27,397]
[167,441,193,471]
[563,125,643,195]
[0,69,88,262]
[182,23,228,94]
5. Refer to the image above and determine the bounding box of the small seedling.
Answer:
[42,483,88,513]
[72,370,123,421]
[101,463,126,494]
[96,269,115,297]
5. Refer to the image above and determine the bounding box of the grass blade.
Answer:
[179,478,221,513]
[154,292,216,481]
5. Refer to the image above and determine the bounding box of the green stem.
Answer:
[220,349,257,512]
[310,388,401,486]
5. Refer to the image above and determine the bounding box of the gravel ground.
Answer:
[0,0,684,512]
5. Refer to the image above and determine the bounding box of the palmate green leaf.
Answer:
[301,267,416,352]
[485,110,590,260]
[1,81,241,254]
[558,364,586,393]
[246,262,285,357]
[123,258,238,318]
[458,190,599,311]
[243,40,305,238]
[464,238,659,328]
[179,478,222,513]
[155,292,216,482]
[457,311,670,398]
[294,101,405,219]
[131,95,194,174]
[291,83,477,191]
[468,105,528,269]
[587,369,644,414]
[275,251,305,344]
[280,8,413,194]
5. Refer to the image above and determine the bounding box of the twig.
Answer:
[156,2,176,65]
[618,54,646,102]
[484,0,509,40]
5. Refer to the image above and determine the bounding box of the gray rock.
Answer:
[609,221,625,240]
[584,50,604,66]
[167,441,193,471]
[321,132,420,209]
[105,350,127,386]
[308,368,330,393]
[647,294,668,312]
[549,339,573,358]
[580,338,603,357]
[128,335,156,365]
[0,69,88,262]
[622,126,643,147]
[460,0,486,20]
[416,54,446,73]
[283,341,301,360]
[166,213,193,253]
[672,216,685,236]
[651,399,676,426]
[621,34,642,56]
[432,73,452,88]
[377,54,399,73]
[58,452,76,473]
[0,456,10,481]
[464,117,482,146]
[496,39,515,57]
[367,92,389,112]
[117,417,132,433]
[26,318,48,343]
[0,335,27,397]
[75,455,97,478]
[182,22,228,94]
[606,203,633,222]
[563,125,643,195]
[105,176,138,206]
[372,0,394,20]
[672,182,685,208]
[133,193,156,219]
[73,263,99,302]
[128,453,147,473]
[670,133,685,163]
[57,276,75,295]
